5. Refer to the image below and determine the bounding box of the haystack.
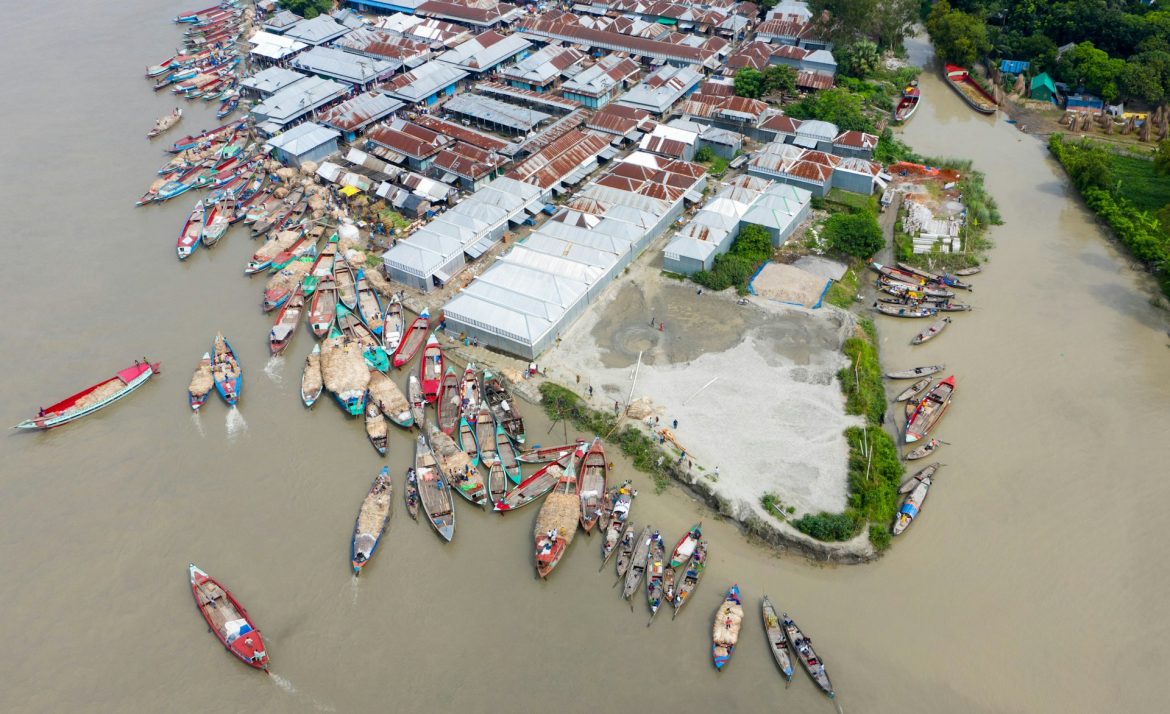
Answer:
[71,380,127,413]
[189,361,214,398]
[364,268,395,298]
[355,488,391,538]
[345,249,368,266]
[430,429,474,479]
[321,337,370,396]
[500,368,524,385]
[368,370,410,424]
[273,186,290,199]
[253,230,301,260]
[626,397,660,420]
[535,491,580,543]
[366,406,388,440]
[712,596,744,646]
[300,160,318,176]
[302,350,322,395]
[308,194,326,211]
[275,167,296,180]
[264,260,312,294]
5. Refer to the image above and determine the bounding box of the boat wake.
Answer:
[191,411,205,437]
[834,699,845,714]
[264,356,284,383]
[349,576,359,605]
[270,673,297,695]
[269,672,335,712]
[225,407,247,440]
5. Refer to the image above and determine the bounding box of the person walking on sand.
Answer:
[650,315,656,327]
[613,400,620,415]
[588,385,593,397]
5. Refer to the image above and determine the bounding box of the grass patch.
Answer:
[824,259,861,309]
[364,253,382,268]
[660,270,686,281]
[825,188,878,214]
[377,208,414,234]
[837,319,885,425]
[792,512,860,541]
[691,224,773,294]
[1113,154,1170,213]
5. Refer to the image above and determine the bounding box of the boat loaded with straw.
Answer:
[15,359,160,429]
[351,467,392,575]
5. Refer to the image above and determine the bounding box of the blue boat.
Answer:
[210,332,241,406]
[351,467,392,576]
[327,326,368,417]
[336,304,389,372]
[712,585,743,671]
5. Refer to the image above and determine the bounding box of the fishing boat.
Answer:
[494,450,574,513]
[337,304,389,372]
[177,201,205,260]
[875,303,937,318]
[269,288,305,356]
[899,462,940,494]
[414,434,455,542]
[911,317,952,345]
[334,259,358,309]
[577,438,608,532]
[672,540,707,618]
[953,266,981,276]
[518,441,586,464]
[188,564,268,670]
[473,403,496,467]
[600,484,634,564]
[308,275,338,338]
[302,235,338,297]
[488,462,508,509]
[189,352,213,411]
[905,438,941,461]
[355,271,385,336]
[496,426,522,484]
[408,375,426,429]
[14,360,159,430]
[245,192,282,225]
[622,526,654,600]
[895,262,974,290]
[878,275,956,300]
[782,613,834,697]
[147,108,183,138]
[436,366,462,435]
[301,344,322,408]
[419,335,443,403]
[391,309,430,368]
[894,377,932,402]
[211,333,241,406]
[944,64,998,115]
[894,474,931,536]
[614,526,638,580]
[145,55,179,77]
[761,596,795,682]
[669,523,703,568]
[886,364,945,380]
[216,96,239,120]
[482,371,526,443]
[351,467,392,574]
[459,363,480,422]
[404,468,420,521]
[368,370,413,428]
[268,232,316,273]
[894,84,920,122]
[905,376,955,443]
[646,532,667,623]
[533,449,582,578]
[712,585,744,671]
[365,399,389,456]
[383,297,405,354]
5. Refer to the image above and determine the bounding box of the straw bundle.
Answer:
[364,268,395,298]
[321,337,370,395]
[356,490,391,535]
[302,350,322,395]
[253,230,301,260]
[71,380,126,412]
[430,429,473,478]
[500,368,524,384]
[189,362,213,397]
[626,397,660,420]
[264,262,310,295]
[300,160,318,176]
[368,370,409,421]
[712,598,744,646]
[535,491,581,543]
[308,194,326,211]
[273,186,290,199]
[275,167,296,180]
[366,405,388,440]
[345,249,368,266]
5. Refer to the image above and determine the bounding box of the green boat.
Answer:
[336,304,389,372]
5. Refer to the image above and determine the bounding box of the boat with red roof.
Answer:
[14,360,159,430]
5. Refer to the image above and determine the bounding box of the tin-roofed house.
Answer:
[616,64,703,116]
[380,60,468,106]
[291,46,398,89]
[740,182,812,246]
[499,45,587,93]
[264,122,342,167]
[436,30,532,77]
[241,66,305,98]
[366,118,452,171]
[283,14,354,46]
[662,174,774,274]
[559,54,640,109]
[251,76,350,134]
[318,92,405,142]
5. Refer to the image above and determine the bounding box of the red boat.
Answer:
[577,437,609,533]
[894,84,920,122]
[905,376,956,443]
[188,564,268,670]
[419,334,443,403]
[14,360,159,430]
[391,309,430,368]
[944,65,997,114]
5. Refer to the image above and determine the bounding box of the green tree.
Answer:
[840,40,881,78]
[874,0,921,50]
[733,68,764,99]
[1155,140,1170,177]
[280,0,332,19]
[810,0,879,45]
[763,64,797,99]
[823,212,884,258]
[786,88,874,132]
[926,0,991,67]
[1058,41,1126,102]
[695,145,715,163]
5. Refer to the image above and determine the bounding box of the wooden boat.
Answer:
[269,288,305,356]
[300,344,323,408]
[147,108,183,138]
[262,258,312,313]
[886,364,945,380]
[622,526,655,600]
[404,468,420,521]
[216,96,239,119]
[408,375,426,429]
[482,370,526,443]
[712,585,744,671]
[895,262,974,290]
[935,302,973,312]
[894,474,931,536]
[431,427,486,507]
[496,426,522,484]
[894,84,920,122]
[383,297,405,354]
[944,64,998,115]
[646,532,667,623]
[894,377,931,402]
[15,359,159,430]
[899,462,940,494]
[911,317,952,346]
[533,450,582,578]
[268,233,316,273]
[669,523,703,567]
[391,309,430,368]
[905,438,941,461]
[211,333,241,406]
[577,438,608,532]
[459,363,481,422]
[600,484,634,564]
[878,275,955,299]
[364,398,389,456]
[244,192,282,225]
[953,266,982,276]
[614,526,638,580]
[177,201,205,260]
[334,259,358,309]
[414,434,455,542]
[302,235,337,296]
[337,304,389,372]
[473,403,497,467]
[188,564,268,670]
[251,191,303,237]
[874,303,937,318]
[436,366,462,435]
[188,352,213,411]
[487,462,508,509]
[494,449,575,513]
[308,275,338,339]
[905,376,955,443]
[672,539,707,618]
[355,271,385,336]
[368,370,413,428]
[518,441,586,464]
[351,467,392,575]
[762,596,795,682]
[418,335,443,403]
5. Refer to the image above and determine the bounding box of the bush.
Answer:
[691,224,774,293]
[792,511,861,541]
[695,145,714,163]
[823,212,884,258]
[869,525,892,551]
[837,320,885,425]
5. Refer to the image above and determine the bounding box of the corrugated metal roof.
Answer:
[499,45,587,85]
[381,60,468,102]
[318,92,403,133]
[443,94,552,131]
[617,64,702,114]
[436,30,531,71]
[506,131,611,190]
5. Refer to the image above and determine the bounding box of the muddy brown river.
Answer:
[0,7,1166,712]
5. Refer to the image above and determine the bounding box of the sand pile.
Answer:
[535,491,580,543]
[321,336,370,396]
[368,371,410,424]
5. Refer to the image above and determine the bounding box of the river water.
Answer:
[1,5,1166,711]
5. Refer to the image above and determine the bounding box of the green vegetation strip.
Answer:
[691,224,774,294]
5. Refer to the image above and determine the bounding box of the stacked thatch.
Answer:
[321,336,369,398]
[301,350,322,395]
[264,259,311,295]
[535,491,581,544]
[368,370,411,426]
[189,361,213,399]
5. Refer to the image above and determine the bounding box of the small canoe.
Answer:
[15,360,159,430]
[600,484,634,565]
[893,84,919,122]
[879,276,955,299]
[188,564,268,670]
[936,302,973,312]
[494,449,575,513]
[761,596,795,681]
[614,525,638,580]
[211,333,241,406]
[488,462,508,509]
[885,365,945,380]
[431,426,486,507]
[622,526,655,600]
[905,438,941,461]
[300,344,322,408]
[473,403,497,467]
[391,309,430,368]
[414,434,455,542]
[383,297,405,354]
[404,467,420,521]
[953,266,982,276]
[896,478,933,534]
[895,262,974,290]
[672,539,706,618]
[188,352,213,411]
[355,271,385,336]
[905,376,955,443]
[351,467,392,575]
[782,612,834,697]
[436,366,462,435]
[646,532,667,624]
[577,437,608,532]
[308,275,338,339]
[419,335,443,403]
[518,441,586,464]
[894,377,931,402]
[408,375,426,429]
[712,585,744,671]
[874,303,937,318]
[669,522,703,568]
[364,398,389,456]
[147,108,183,138]
[302,235,338,296]
[899,462,941,494]
[368,370,413,428]
[496,426,522,484]
[177,201,205,260]
[482,370,526,443]
[269,288,305,356]
[533,451,582,578]
[334,259,358,310]
[200,202,231,247]
[911,317,952,345]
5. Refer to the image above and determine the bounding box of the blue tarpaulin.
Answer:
[999,59,1031,74]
